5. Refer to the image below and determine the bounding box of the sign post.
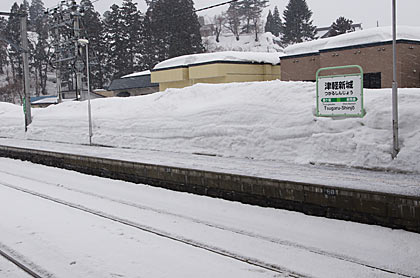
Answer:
[316,65,364,118]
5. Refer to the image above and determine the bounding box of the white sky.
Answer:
[1,0,419,29]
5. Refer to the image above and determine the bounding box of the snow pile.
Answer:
[285,25,420,56]
[154,50,281,70]
[1,80,419,173]
[0,101,24,136]
[203,32,283,53]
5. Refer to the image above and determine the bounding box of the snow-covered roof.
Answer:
[153,51,282,71]
[284,26,420,57]
[121,70,151,78]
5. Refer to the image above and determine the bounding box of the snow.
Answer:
[285,25,420,56]
[203,32,283,53]
[120,70,151,78]
[0,157,419,277]
[153,50,281,70]
[1,80,420,193]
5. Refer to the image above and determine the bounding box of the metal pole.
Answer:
[86,43,93,145]
[21,14,32,130]
[391,0,399,158]
[55,15,62,103]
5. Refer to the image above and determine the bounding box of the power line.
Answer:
[195,0,238,13]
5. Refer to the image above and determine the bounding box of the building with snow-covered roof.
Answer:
[151,51,281,91]
[108,71,159,97]
[281,26,420,88]
[30,95,58,108]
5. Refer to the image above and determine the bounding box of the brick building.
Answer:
[281,26,420,88]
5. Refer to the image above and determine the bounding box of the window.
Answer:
[117,91,131,97]
[363,72,381,88]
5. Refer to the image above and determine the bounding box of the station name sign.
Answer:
[316,65,364,117]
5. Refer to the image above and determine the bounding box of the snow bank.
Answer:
[1,81,419,173]
[285,26,420,56]
[154,50,281,70]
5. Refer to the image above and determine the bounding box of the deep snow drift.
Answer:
[1,80,419,173]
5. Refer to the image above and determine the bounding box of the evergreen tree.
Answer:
[104,4,125,78]
[80,0,108,88]
[0,17,8,74]
[264,10,273,34]
[5,3,22,81]
[120,0,145,72]
[271,6,282,37]
[29,0,45,31]
[282,0,316,46]
[105,0,145,78]
[329,16,355,37]
[29,0,50,95]
[141,14,154,70]
[147,0,204,65]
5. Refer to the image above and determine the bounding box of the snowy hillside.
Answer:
[1,80,419,174]
[204,32,283,53]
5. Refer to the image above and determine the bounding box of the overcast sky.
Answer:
[1,0,419,29]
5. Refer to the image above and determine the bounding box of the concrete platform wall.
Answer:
[1,145,419,233]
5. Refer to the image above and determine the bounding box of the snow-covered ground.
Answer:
[1,80,419,175]
[0,157,419,278]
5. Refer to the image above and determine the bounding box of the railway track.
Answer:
[0,243,51,278]
[0,168,415,278]
[0,179,304,278]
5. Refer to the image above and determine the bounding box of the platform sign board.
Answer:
[316,65,364,117]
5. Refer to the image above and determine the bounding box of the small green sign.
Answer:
[321,97,358,103]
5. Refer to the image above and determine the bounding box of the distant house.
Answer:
[281,26,420,88]
[30,95,58,108]
[151,51,281,91]
[198,16,213,38]
[107,71,159,97]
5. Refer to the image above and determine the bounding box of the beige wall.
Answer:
[281,42,420,88]
[152,63,281,91]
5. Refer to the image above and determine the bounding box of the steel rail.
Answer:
[0,248,44,278]
[0,168,414,278]
[0,171,415,278]
[0,180,306,278]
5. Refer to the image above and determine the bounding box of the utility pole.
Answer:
[48,0,85,102]
[391,0,399,158]
[21,14,32,130]
[73,8,82,101]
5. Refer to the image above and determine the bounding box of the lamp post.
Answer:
[77,38,93,145]
[391,0,399,158]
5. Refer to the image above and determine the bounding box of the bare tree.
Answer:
[225,2,241,41]
[212,13,226,43]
